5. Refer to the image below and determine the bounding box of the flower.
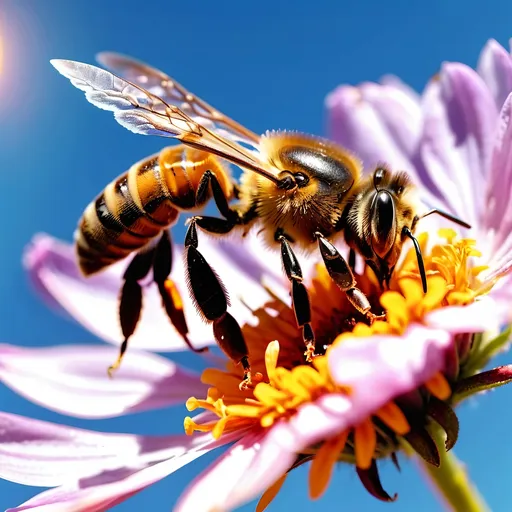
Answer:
[0,269,456,511]
[3,37,512,511]
[5,227,512,510]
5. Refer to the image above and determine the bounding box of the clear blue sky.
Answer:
[1,0,512,510]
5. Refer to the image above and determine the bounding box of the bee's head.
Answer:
[348,167,424,290]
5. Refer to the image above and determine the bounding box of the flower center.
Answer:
[184,229,491,504]
[346,229,487,339]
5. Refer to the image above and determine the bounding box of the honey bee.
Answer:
[51,53,469,387]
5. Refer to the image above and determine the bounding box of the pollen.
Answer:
[185,341,350,440]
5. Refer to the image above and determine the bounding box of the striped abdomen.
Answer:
[76,145,232,276]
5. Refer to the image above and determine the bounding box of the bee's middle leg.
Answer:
[315,232,385,323]
[276,231,316,362]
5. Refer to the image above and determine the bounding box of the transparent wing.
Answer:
[51,59,278,184]
[96,52,260,148]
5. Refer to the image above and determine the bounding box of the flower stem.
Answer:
[419,424,490,512]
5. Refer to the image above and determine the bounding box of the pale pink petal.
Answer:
[176,405,358,512]
[4,419,241,512]
[325,80,447,211]
[380,74,421,104]
[426,296,511,334]
[0,344,205,418]
[419,64,498,230]
[482,92,512,276]
[0,412,235,488]
[326,81,422,170]
[24,233,283,351]
[176,429,297,512]
[477,39,512,110]
[328,325,451,415]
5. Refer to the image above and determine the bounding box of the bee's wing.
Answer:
[96,52,259,148]
[51,59,278,184]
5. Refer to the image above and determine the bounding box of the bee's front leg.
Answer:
[314,232,385,323]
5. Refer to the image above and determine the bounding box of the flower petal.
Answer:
[477,39,512,110]
[425,296,510,334]
[0,344,205,418]
[4,417,240,512]
[418,63,498,228]
[329,325,451,414]
[175,429,297,512]
[326,81,422,170]
[0,412,232,488]
[481,92,512,277]
[24,233,284,351]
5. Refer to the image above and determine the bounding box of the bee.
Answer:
[51,53,470,388]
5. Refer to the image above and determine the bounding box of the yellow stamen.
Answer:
[185,342,351,440]
[424,372,452,400]
[309,431,349,499]
[354,418,377,469]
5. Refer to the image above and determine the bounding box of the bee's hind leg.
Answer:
[184,218,253,390]
[108,247,155,376]
[314,232,385,324]
[276,231,316,362]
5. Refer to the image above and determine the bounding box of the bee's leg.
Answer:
[348,248,356,272]
[196,170,238,222]
[184,219,252,390]
[315,233,384,323]
[276,232,316,362]
[108,247,155,376]
[152,230,207,353]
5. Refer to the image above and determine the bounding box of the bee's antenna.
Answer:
[420,209,471,229]
[403,227,427,293]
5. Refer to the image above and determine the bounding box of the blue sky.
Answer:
[1,0,512,510]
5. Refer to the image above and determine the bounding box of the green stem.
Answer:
[419,424,490,512]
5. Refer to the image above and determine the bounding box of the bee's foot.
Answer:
[107,363,119,379]
[366,311,386,324]
[239,371,263,391]
[304,342,316,363]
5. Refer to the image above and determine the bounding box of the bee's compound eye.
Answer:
[294,172,309,187]
[373,168,386,188]
[277,173,296,190]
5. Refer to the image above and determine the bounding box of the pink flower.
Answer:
[3,38,512,511]
[0,325,453,511]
